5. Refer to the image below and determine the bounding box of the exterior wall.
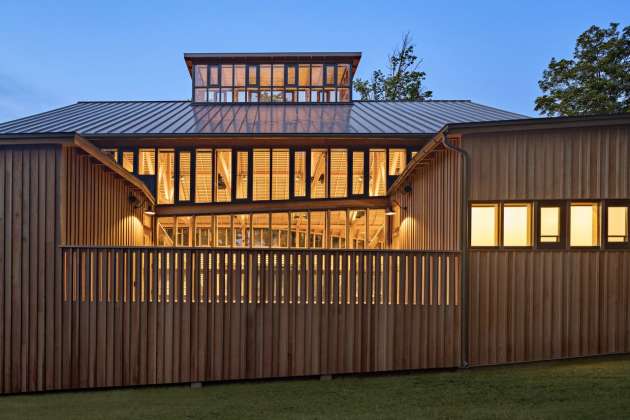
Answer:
[392,143,461,251]
[63,147,148,246]
[463,124,630,366]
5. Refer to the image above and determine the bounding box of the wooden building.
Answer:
[0,52,628,394]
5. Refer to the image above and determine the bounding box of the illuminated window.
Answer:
[122,151,134,172]
[215,215,232,247]
[286,65,297,86]
[352,151,364,195]
[325,65,335,85]
[194,65,207,87]
[369,149,386,196]
[338,88,350,102]
[253,149,270,201]
[157,217,174,246]
[195,216,213,247]
[607,205,628,243]
[176,216,192,246]
[298,64,310,87]
[247,65,257,86]
[503,203,531,247]
[271,213,289,248]
[570,203,600,247]
[236,151,248,200]
[368,209,386,249]
[215,149,231,202]
[330,149,347,198]
[311,64,323,86]
[272,149,289,200]
[310,211,326,248]
[234,65,246,87]
[195,150,212,203]
[310,149,328,199]
[233,214,251,248]
[337,64,350,85]
[388,149,406,176]
[157,149,174,204]
[209,65,219,85]
[178,152,191,202]
[260,65,271,87]
[101,148,118,162]
[329,211,346,249]
[290,212,308,248]
[138,149,155,175]
[221,64,233,87]
[272,64,284,87]
[349,210,366,249]
[252,213,270,247]
[471,204,498,247]
[539,205,561,244]
[294,151,306,197]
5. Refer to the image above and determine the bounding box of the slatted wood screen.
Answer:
[53,247,461,391]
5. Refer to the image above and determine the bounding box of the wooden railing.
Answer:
[59,246,461,390]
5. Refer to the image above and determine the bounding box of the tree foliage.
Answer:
[535,23,630,116]
[354,33,432,101]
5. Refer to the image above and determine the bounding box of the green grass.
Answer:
[2,355,630,419]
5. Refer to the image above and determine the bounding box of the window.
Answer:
[236,151,248,200]
[329,210,346,249]
[195,216,213,247]
[349,210,366,249]
[570,203,600,247]
[503,203,531,247]
[607,205,628,243]
[298,64,310,87]
[388,149,406,176]
[368,209,386,249]
[271,213,289,248]
[215,149,231,202]
[234,65,246,87]
[471,204,499,247]
[294,151,306,197]
[215,215,232,247]
[337,64,350,86]
[352,151,364,195]
[253,149,270,201]
[311,64,323,86]
[309,211,326,248]
[252,213,270,247]
[195,150,213,203]
[538,204,562,245]
[310,149,327,199]
[330,149,347,198]
[325,65,335,85]
[290,212,308,248]
[122,151,134,173]
[272,149,289,200]
[369,149,386,196]
[286,65,297,86]
[233,214,251,248]
[176,216,193,246]
[221,65,233,87]
[138,149,155,175]
[102,148,118,162]
[247,65,257,86]
[260,65,271,87]
[272,64,284,87]
[157,217,174,246]
[209,65,219,85]
[157,150,174,204]
[178,152,191,202]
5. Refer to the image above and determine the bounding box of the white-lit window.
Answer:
[539,205,561,244]
[503,203,531,247]
[607,205,628,243]
[471,204,498,247]
[570,203,599,247]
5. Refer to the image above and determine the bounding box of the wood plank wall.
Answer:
[392,144,461,251]
[63,147,147,246]
[52,247,461,392]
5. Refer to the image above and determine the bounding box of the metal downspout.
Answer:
[442,130,470,368]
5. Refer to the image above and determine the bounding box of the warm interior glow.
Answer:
[122,151,134,173]
[388,149,407,176]
[310,149,327,199]
[157,150,174,204]
[178,152,191,201]
[328,210,346,249]
[369,149,386,197]
[330,149,348,198]
[138,149,155,175]
[570,203,599,247]
[352,151,364,195]
[272,149,290,200]
[236,151,248,200]
[503,204,530,247]
[253,149,270,201]
[539,206,561,243]
[608,206,628,242]
[215,149,232,202]
[294,151,306,197]
[195,150,212,203]
[471,205,498,247]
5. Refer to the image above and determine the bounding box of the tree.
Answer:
[535,23,630,116]
[354,33,432,101]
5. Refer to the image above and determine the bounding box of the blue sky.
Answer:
[0,0,628,122]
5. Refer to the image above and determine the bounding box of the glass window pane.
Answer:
[570,203,599,247]
[207,88,220,102]
[290,212,308,248]
[101,148,118,162]
[195,150,212,203]
[330,149,347,198]
[221,89,233,102]
[287,65,296,85]
[259,90,272,102]
[348,210,366,249]
[338,88,350,102]
[271,213,289,248]
[323,89,336,102]
[369,149,386,196]
[368,209,386,249]
[260,64,271,87]
[157,150,174,204]
[294,151,306,197]
[285,90,296,103]
[138,149,155,175]
[122,151,134,172]
[252,213,270,248]
[325,65,335,85]
[503,204,531,247]
[272,64,284,87]
[539,206,561,243]
[194,216,213,247]
[234,64,246,87]
[272,90,284,102]
[215,149,231,202]
[178,152,191,202]
[337,64,350,86]
[298,64,310,87]
[471,204,498,247]
[310,211,326,248]
[253,149,270,201]
[235,88,246,102]
[215,215,232,247]
[221,64,233,87]
[176,216,192,246]
[608,206,628,243]
[194,88,207,102]
[247,65,257,86]
[297,89,309,102]
[194,65,207,87]
[157,217,175,246]
[311,64,323,86]
[388,149,406,176]
[272,149,289,200]
[310,149,327,199]
[352,151,364,195]
[328,210,346,249]
[247,89,259,103]
[310,89,322,102]
[233,214,251,248]
[236,151,248,200]
[209,65,219,85]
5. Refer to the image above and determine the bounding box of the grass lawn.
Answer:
[2,355,630,419]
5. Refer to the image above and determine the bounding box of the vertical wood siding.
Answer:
[393,145,461,251]
[63,147,146,246]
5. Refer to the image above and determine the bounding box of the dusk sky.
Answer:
[1,0,628,122]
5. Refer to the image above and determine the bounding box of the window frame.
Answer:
[501,202,532,248]
[534,200,566,250]
[568,201,601,249]
[603,200,630,249]
[469,202,500,249]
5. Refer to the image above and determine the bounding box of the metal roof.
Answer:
[0,100,527,137]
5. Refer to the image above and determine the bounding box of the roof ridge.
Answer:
[354,99,471,103]
[76,100,191,104]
